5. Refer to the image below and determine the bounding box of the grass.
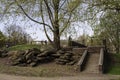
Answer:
[7,44,42,51]
[108,64,120,75]
[113,53,120,62]
[7,44,53,51]
[107,53,120,75]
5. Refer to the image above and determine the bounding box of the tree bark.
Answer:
[53,0,61,50]
[53,27,61,50]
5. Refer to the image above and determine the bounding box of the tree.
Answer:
[82,0,120,53]
[77,33,90,45]
[0,31,6,47]
[4,24,32,45]
[94,11,120,53]
[1,0,82,50]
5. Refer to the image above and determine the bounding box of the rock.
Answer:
[56,50,65,54]
[51,53,61,58]
[25,52,34,60]
[56,61,66,65]
[36,57,46,61]
[11,61,20,66]
[55,50,78,65]
[7,51,17,57]
[9,50,25,61]
[27,59,32,64]
[56,59,70,63]
[29,62,37,67]
[1,53,7,57]
[17,63,27,67]
[66,61,77,65]
[37,52,48,57]
[8,48,78,67]
[64,52,73,57]
[8,48,57,67]
[0,49,8,58]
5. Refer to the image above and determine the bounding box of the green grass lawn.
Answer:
[7,44,42,51]
[107,53,120,75]
[108,64,120,75]
[7,44,53,51]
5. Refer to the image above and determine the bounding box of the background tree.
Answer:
[94,11,120,53]
[82,0,120,53]
[77,33,90,46]
[4,24,32,45]
[0,31,6,47]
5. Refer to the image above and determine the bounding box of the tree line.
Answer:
[0,24,32,47]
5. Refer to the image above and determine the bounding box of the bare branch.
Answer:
[59,0,67,10]
[14,0,53,30]
[40,2,53,44]
[60,13,72,35]
[43,0,54,28]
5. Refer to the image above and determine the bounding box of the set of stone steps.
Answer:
[75,46,104,74]
[83,53,99,74]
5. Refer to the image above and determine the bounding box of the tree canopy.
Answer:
[84,0,120,53]
[4,24,32,45]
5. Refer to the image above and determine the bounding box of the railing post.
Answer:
[98,48,104,74]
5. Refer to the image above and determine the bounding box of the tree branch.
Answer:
[14,0,53,31]
[60,13,72,35]
[40,2,53,45]
[59,0,67,10]
[43,0,54,28]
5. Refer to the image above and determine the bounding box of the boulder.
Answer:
[0,49,8,58]
[29,62,37,67]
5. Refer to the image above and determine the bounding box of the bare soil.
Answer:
[0,57,120,80]
[0,73,120,80]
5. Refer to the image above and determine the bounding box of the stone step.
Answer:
[83,53,99,73]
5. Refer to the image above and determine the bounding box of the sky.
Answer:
[0,24,93,41]
[0,20,93,41]
[0,15,93,41]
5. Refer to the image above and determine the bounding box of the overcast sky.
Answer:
[0,16,93,41]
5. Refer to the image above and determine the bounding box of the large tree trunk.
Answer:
[53,0,61,50]
[53,27,61,50]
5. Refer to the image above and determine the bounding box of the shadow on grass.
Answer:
[104,53,120,75]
